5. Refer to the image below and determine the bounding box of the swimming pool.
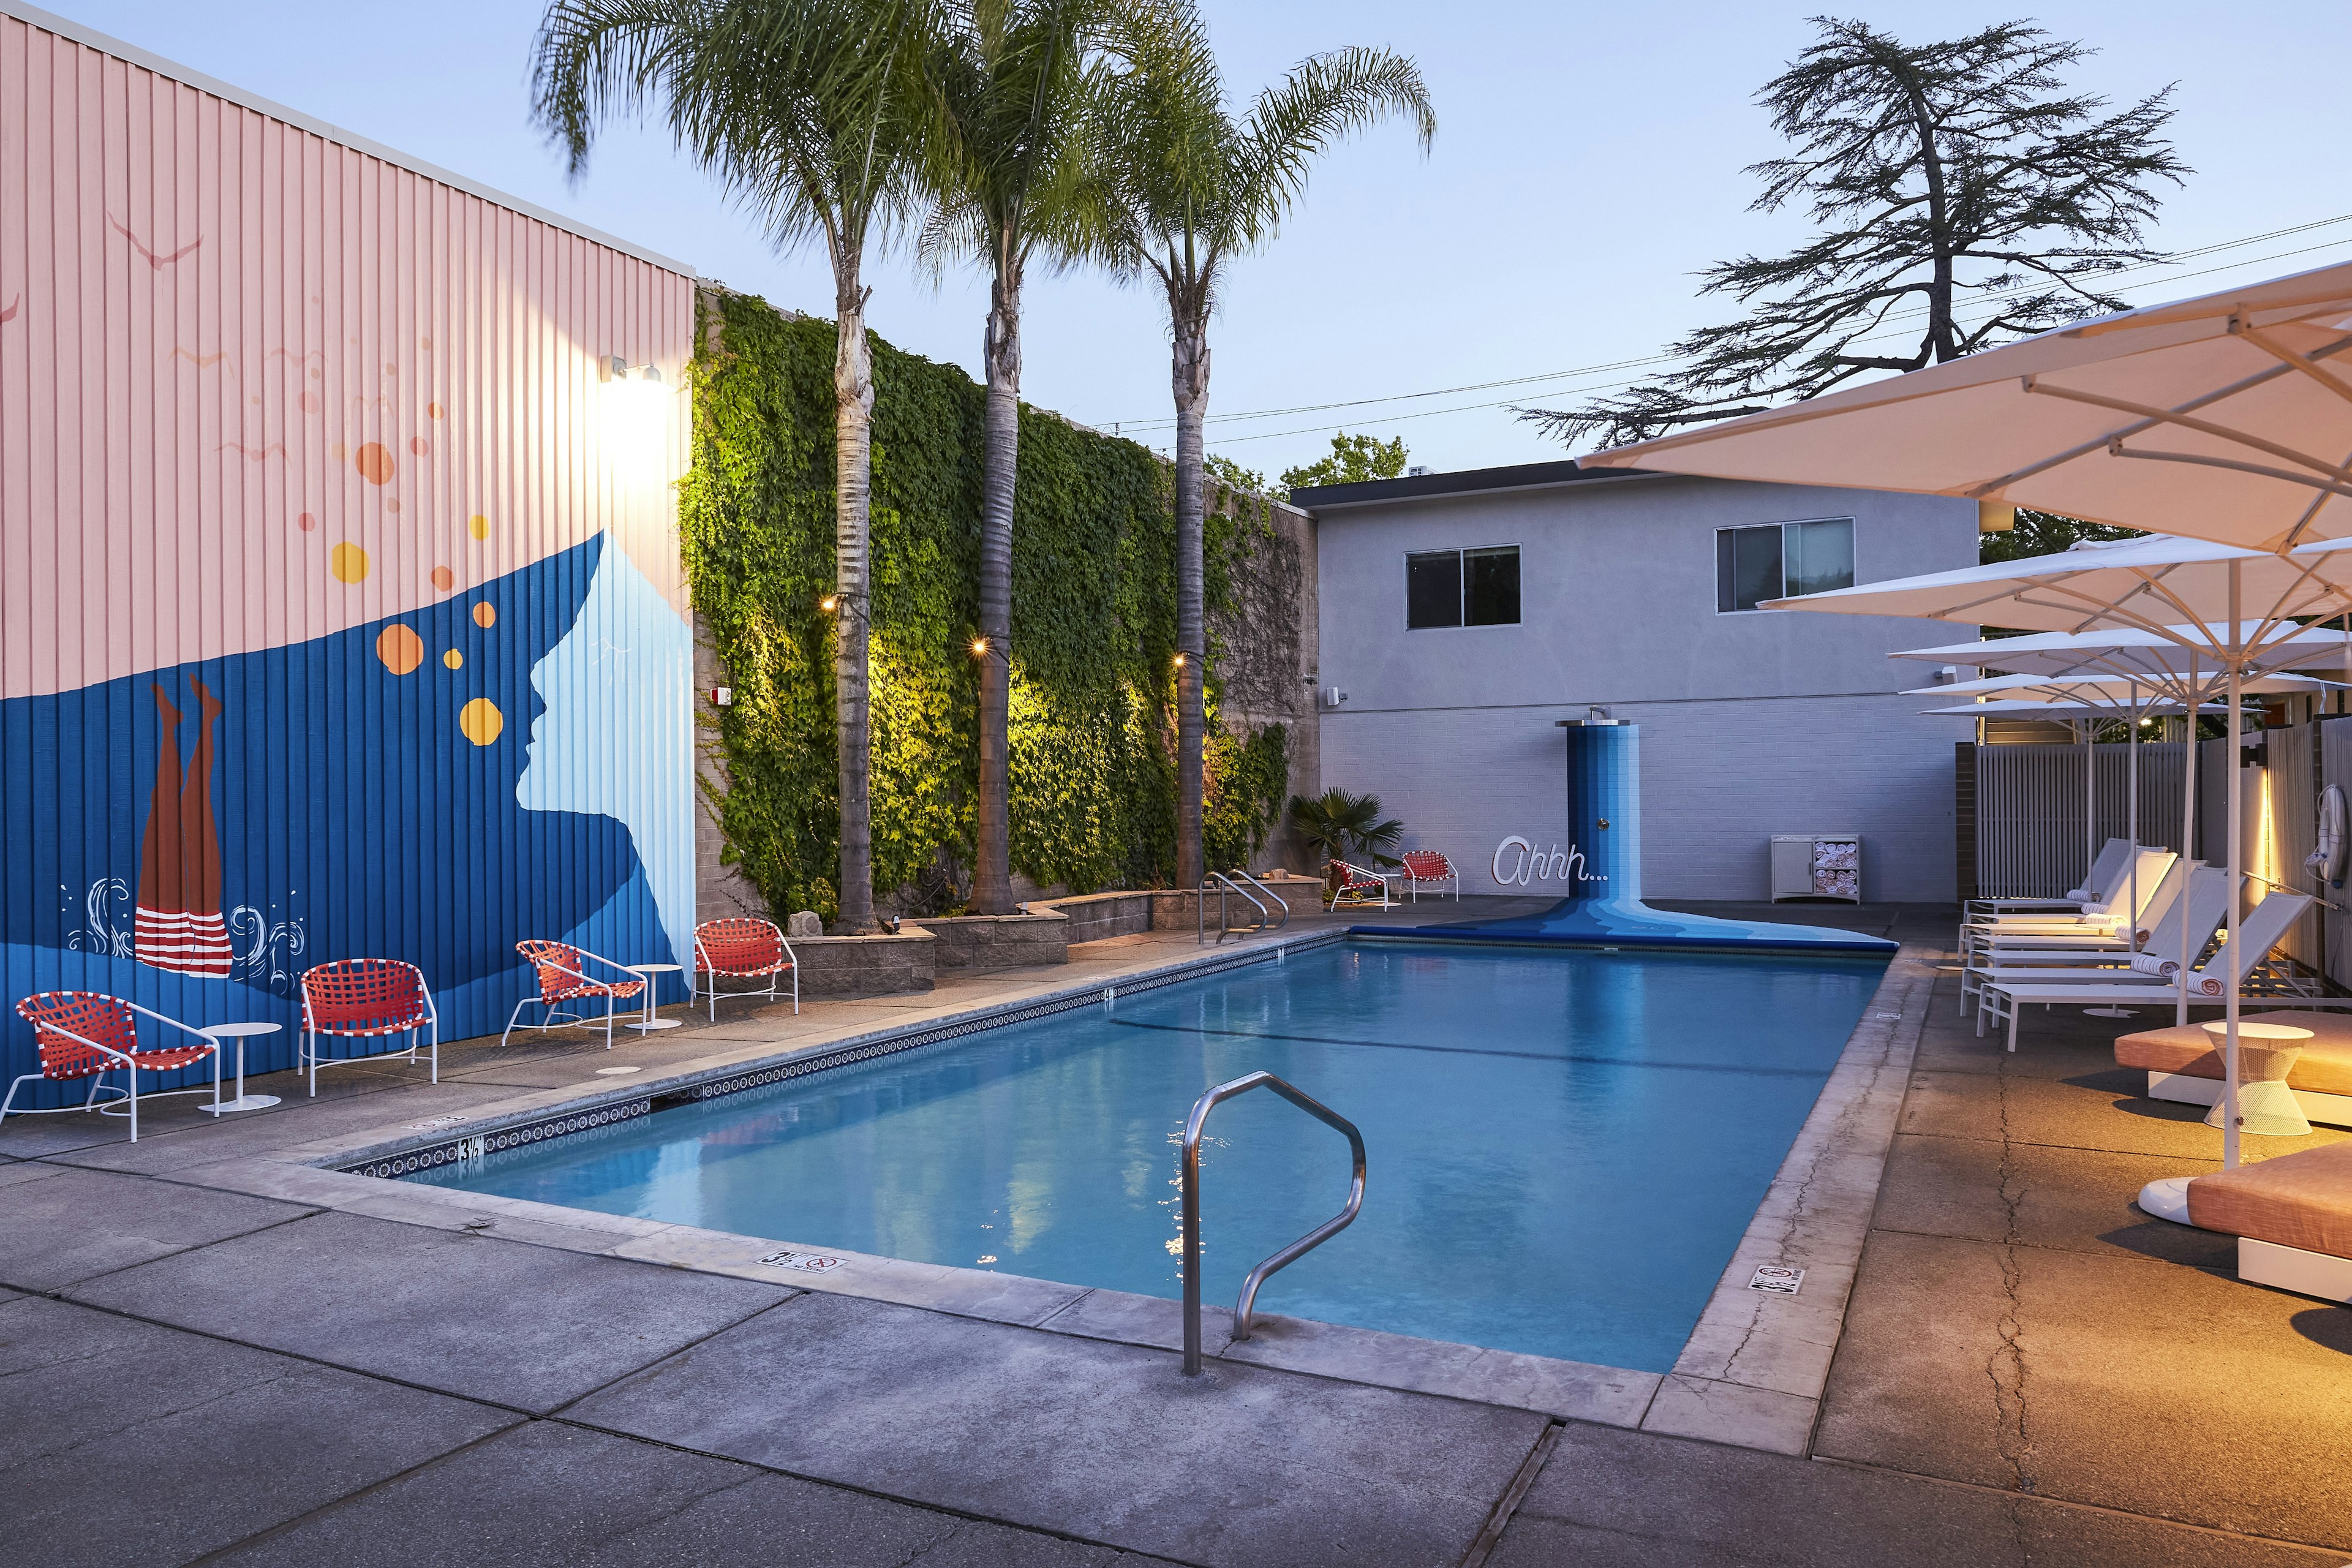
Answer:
[409,939,1887,1372]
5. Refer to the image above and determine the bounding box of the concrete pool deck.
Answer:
[3,901,2348,1564]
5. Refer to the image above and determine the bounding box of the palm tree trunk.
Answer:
[834,272,880,934]
[1172,307,1210,892]
[974,255,1022,914]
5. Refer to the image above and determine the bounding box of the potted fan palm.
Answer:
[1288,788,1404,906]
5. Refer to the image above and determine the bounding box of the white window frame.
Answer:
[1713,516,1857,615]
[1403,542,1524,631]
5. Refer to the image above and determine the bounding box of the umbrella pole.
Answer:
[2224,572,2244,1170]
[2180,655,2198,1029]
[2085,714,2097,894]
[2128,683,2140,940]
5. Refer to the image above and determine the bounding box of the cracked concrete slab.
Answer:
[1874,1133,2239,1268]
[63,1209,795,1413]
[0,1295,516,1568]
[1817,1227,2352,1547]
[0,1164,316,1290]
[1493,1421,2342,1566]
[564,1289,1548,1567]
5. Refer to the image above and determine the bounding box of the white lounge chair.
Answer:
[1964,846,2176,938]
[1964,837,2133,920]
[1961,864,2228,1018]
[1978,890,2318,1052]
[1971,858,2190,955]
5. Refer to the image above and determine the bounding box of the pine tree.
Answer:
[1520,18,2186,451]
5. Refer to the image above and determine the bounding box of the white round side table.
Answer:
[2197,1020,2312,1137]
[200,1022,284,1114]
[624,964,683,1032]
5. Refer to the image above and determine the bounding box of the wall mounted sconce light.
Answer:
[971,637,990,657]
[820,594,840,613]
[1172,652,1186,668]
[600,355,663,385]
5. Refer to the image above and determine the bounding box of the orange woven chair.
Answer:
[300,959,437,1097]
[503,940,646,1049]
[7,991,221,1143]
[692,918,798,1020]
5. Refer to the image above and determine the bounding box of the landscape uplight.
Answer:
[821,594,839,613]
[1172,652,1186,668]
[971,637,989,656]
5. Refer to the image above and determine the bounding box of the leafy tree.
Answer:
[533,0,940,932]
[1520,17,2186,450]
[1280,431,1408,492]
[1203,453,1266,494]
[921,0,1114,914]
[1085,4,1433,891]
[1287,786,1403,869]
[1980,507,2140,565]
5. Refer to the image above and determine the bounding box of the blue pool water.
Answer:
[411,940,1885,1371]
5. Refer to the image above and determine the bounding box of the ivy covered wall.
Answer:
[680,288,1291,923]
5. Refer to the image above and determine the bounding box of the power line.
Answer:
[1193,230,2352,453]
[1096,209,2352,439]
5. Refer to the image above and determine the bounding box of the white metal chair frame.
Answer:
[299,960,440,1098]
[1,999,221,1144]
[692,920,800,1020]
[1326,861,1394,910]
[502,943,646,1049]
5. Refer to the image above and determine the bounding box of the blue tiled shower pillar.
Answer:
[1563,719,1639,905]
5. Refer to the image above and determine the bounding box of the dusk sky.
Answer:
[40,0,2351,481]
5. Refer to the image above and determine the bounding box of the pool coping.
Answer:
[178,924,1932,1450]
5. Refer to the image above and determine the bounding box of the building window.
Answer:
[1406,545,1520,629]
[1715,518,1854,612]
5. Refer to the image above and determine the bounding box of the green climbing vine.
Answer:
[679,288,1289,922]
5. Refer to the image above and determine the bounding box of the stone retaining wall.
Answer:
[907,912,1069,973]
[790,930,936,997]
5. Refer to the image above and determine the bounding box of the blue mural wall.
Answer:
[1,532,696,1107]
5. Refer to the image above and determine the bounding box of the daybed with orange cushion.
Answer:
[2140,1142,2352,1305]
[2115,1009,2352,1128]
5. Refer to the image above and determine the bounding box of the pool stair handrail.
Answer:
[1228,869,1289,931]
[1180,1069,1366,1377]
[1199,870,1282,944]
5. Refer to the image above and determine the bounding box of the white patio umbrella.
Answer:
[1585,325,2352,1168]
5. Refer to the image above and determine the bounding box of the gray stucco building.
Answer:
[1292,461,1978,902]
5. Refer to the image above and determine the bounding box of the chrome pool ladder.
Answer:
[1179,1069,1366,1376]
[1198,869,1289,944]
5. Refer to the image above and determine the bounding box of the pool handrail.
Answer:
[1226,868,1289,931]
[1199,872,1271,944]
[1180,1069,1367,1376]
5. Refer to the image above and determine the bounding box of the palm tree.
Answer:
[1088,9,1433,891]
[920,0,1109,915]
[1287,787,1403,869]
[532,0,938,933]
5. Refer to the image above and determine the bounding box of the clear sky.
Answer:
[35,0,2352,481]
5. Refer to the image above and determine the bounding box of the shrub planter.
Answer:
[791,930,937,997]
[906,911,1069,973]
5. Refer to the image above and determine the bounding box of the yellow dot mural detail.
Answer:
[375,624,423,675]
[468,514,490,540]
[443,649,464,670]
[472,602,497,628]
[458,698,504,746]
[331,543,370,583]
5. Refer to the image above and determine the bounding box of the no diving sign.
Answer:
[1748,1265,1805,1295]
[758,1250,846,1274]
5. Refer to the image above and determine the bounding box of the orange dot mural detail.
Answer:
[375,624,423,675]
[458,698,503,745]
[429,565,455,592]
[296,512,318,532]
[409,436,430,457]
[427,402,444,420]
[330,543,369,583]
[472,602,497,628]
[355,442,395,484]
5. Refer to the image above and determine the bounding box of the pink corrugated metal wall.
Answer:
[0,6,698,1105]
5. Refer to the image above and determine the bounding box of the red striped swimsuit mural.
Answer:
[136,679,233,977]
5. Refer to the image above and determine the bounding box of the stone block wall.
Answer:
[791,931,936,997]
[908,912,1069,973]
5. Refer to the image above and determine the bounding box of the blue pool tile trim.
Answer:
[344,1098,653,1179]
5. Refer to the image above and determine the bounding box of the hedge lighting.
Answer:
[971,637,989,656]
[1172,652,1186,668]
[820,594,839,613]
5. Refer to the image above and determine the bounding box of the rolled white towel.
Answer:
[2064,886,2092,902]
[2185,973,2223,997]
[2127,952,2177,979]
[2080,899,2116,916]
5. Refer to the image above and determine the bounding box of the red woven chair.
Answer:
[1398,851,1460,902]
[7,992,221,1143]
[692,918,798,1020]
[300,959,437,1097]
[503,940,646,1049]
[1323,860,1393,910]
